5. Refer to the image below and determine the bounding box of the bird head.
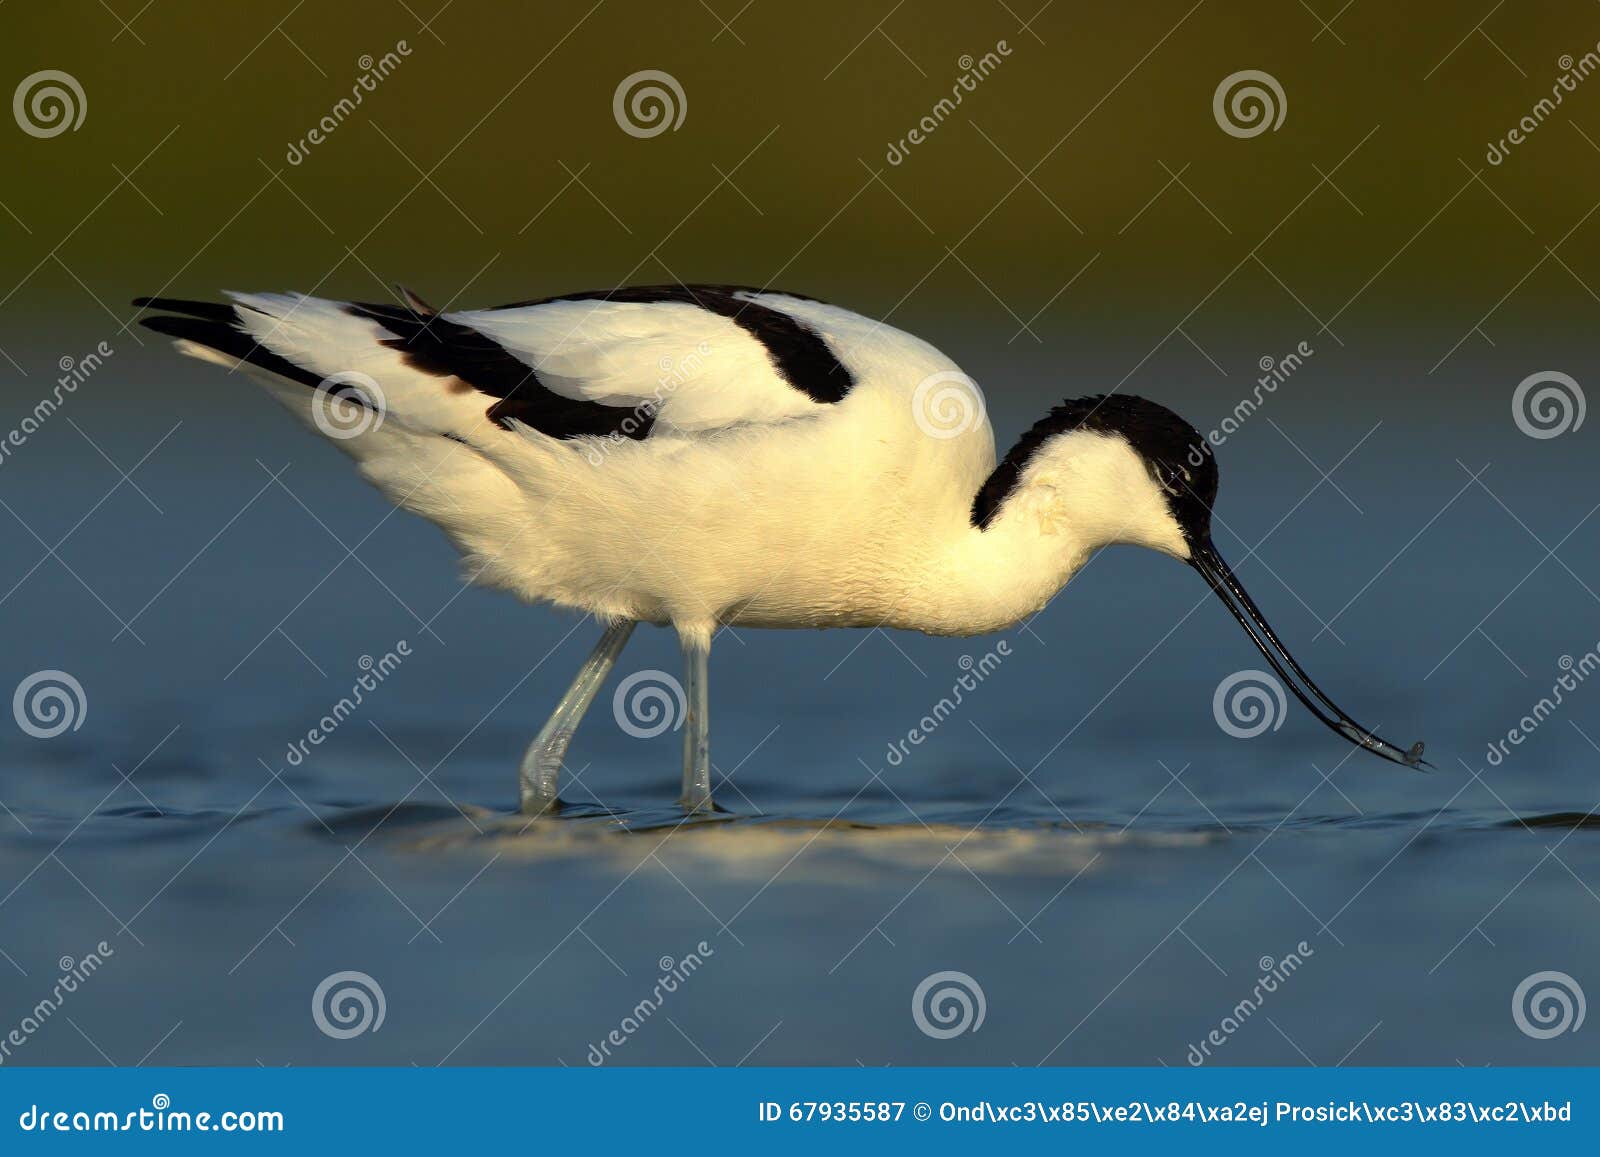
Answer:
[974,394,1425,769]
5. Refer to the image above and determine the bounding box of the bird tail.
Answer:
[132,293,391,432]
[134,293,534,569]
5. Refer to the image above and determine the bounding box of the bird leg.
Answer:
[518,619,637,815]
[679,639,713,813]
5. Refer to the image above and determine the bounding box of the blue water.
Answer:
[1,335,1598,1067]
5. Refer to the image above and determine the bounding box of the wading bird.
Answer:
[136,285,1424,814]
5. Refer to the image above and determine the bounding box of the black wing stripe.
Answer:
[344,303,653,440]
[485,283,855,405]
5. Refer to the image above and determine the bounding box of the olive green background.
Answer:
[4,0,1599,350]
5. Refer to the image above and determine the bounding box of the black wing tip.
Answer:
[132,295,242,322]
[136,311,328,392]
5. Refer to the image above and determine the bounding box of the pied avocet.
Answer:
[135,284,1425,814]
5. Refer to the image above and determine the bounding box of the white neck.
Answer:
[901,431,1188,636]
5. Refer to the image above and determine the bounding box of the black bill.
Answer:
[1189,539,1427,769]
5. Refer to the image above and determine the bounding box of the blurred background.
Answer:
[1,0,1598,1067]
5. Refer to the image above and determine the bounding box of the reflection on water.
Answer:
[388,807,1218,874]
[333,800,1600,871]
